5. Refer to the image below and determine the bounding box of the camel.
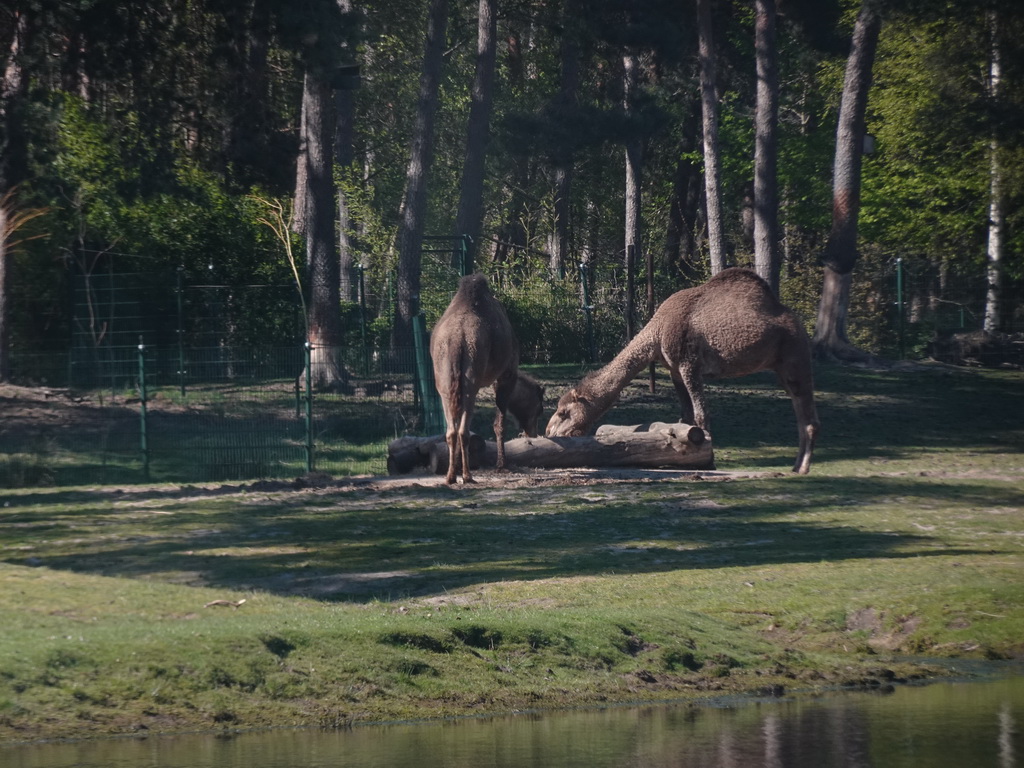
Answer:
[508,371,546,439]
[545,267,820,474]
[430,273,544,484]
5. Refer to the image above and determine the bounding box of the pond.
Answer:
[5,673,1022,767]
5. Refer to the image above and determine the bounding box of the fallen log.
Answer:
[386,433,486,475]
[387,422,713,475]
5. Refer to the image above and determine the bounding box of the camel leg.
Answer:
[443,410,460,485]
[493,408,506,470]
[777,366,819,474]
[677,363,708,430]
[669,369,696,424]
[457,405,475,483]
[493,376,516,471]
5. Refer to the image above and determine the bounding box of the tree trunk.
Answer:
[547,4,580,278]
[1,9,30,192]
[753,0,780,294]
[292,80,310,239]
[221,0,271,187]
[664,99,702,283]
[454,0,497,271]
[624,49,642,341]
[335,0,357,301]
[984,9,1004,333]
[302,71,348,389]
[394,0,449,349]
[549,165,572,277]
[813,1,881,361]
[697,0,726,275]
[0,8,31,381]
[0,202,9,381]
[336,79,357,302]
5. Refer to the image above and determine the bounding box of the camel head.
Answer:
[516,390,545,438]
[545,388,594,437]
[509,374,545,438]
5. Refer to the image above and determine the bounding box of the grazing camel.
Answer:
[546,268,819,474]
[509,371,546,439]
[430,273,543,484]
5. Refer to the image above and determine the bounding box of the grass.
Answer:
[0,361,1022,742]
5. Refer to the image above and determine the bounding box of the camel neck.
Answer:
[589,328,658,393]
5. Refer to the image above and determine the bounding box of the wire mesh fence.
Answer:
[3,241,1016,489]
[2,344,422,487]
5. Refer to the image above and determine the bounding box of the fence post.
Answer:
[357,264,369,376]
[579,262,596,364]
[303,342,314,473]
[412,313,444,434]
[459,234,472,276]
[176,265,186,397]
[137,338,150,480]
[896,257,905,359]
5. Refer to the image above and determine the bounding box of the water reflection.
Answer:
[5,676,1022,768]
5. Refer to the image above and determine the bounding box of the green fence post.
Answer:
[137,337,150,480]
[896,257,905,360]
[304,342,314,473]
[357,264,369,375]
[176,265,186,397]
[459,234,472,276]
[412,313,444,434]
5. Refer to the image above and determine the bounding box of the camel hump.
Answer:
[709,267,771,291]
[703,267,785,311]
[454,273,494,306]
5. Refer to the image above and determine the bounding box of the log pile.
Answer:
[386,422,714,475]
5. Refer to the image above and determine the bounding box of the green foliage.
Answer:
[3,0,1023,373]
[862,17,990,266]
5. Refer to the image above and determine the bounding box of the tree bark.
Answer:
[302,71,348,389]
[1,7,32,381]
[454,0,497,271]
[984,8,1004,333]
[292,80,310,239]
[394,0,449,349]
[1,8,29,192]
[388,422,714,475]
[0,202,9,381]
[697,0,726,275]
[664,99,702,282]
[753,0,780,294]
[336,94,357,303]
[624,49,642,341]
[336,2,357,303]
[547,2,580,278]
[813,1,881,361]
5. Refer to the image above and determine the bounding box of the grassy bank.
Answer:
[1,362,1022,742]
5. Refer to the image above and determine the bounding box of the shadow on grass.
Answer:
[579,362,1024,469]
[3,473,1017,603]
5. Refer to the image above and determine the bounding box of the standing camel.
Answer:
[546,268,819,474]
[430,273,543,484]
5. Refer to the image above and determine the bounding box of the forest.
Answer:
[1,0,1023,385]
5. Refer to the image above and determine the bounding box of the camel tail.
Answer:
[444,344,467,420]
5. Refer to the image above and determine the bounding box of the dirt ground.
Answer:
[0,381,771,493]
[0,382,138,438]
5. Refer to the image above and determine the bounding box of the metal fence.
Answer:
[3,241,1014,488]
[2,343,423,487]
